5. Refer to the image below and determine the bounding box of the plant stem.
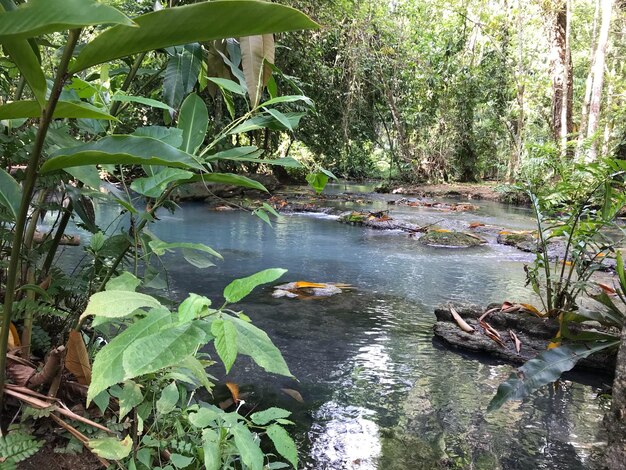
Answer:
[0,28,81,413]
[109,52,147,118]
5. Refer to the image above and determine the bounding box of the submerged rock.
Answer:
[496,231,538,252]
[338,211,426,233]
[419,230,487,248]
[433,303,616,374]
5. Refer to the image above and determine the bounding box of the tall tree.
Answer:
[585,0,614,162]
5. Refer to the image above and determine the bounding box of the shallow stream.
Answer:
[61,183,609,469]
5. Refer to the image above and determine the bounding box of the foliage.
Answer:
[0,431,43,467]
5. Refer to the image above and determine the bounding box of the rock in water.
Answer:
[419,230,486,248]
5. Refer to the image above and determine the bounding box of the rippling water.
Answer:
[55,183,609,469]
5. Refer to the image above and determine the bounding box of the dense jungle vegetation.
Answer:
[0,0,626,469]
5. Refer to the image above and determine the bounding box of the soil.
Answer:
[19,446,101,470]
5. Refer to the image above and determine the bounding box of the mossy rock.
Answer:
[419,230,486,248]
[496,231,537,252]
[339,212,367,224]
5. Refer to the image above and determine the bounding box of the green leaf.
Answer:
[206,77,246,95]
[133,126,183,148]
[0,0,133,40]
[179,356,214,392]
[183,248,216,269]
[488,341,620,411]
[41,136,203,174]
[260,95,313,108]
[0,168,21,220]
[202,428,221,470]
[149,240,222,260]
[228,112,305,134]
[81,290,162,322]
[122,323,208,379]
[110,380,143,419]
[266,108,292,131]
[224,315,292,376]
[218,155,302,169]
[250,407,291,426]
[223,268,286,303]
[65,165,101,189]
[266,424,298,469]
[131,168,193,198]
[88,436,133,460]
[163,44,202,111]
[71,1,319,73]
[0,431,43,465]
[178,294,212,322]
[111,93,174,113]
[211,318,238,373]
[205,146,259,161]
[156,381,179,415]
[306,172,329,193]
[231,423,264,470]
[105,272,141,292]
[617,251,626,295]
[189,405,222,428]
[178,93,208,154]
[0,100,115,120]
[0,33,46,105]
[240,34,274,107]
[88,308,173,404]
[170,453,194,469]
[184,173,267,192]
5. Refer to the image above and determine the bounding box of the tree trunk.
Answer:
[586,0,613,162]
[604,325,626,469]
[575,0,600,159]
[547,0,573,154]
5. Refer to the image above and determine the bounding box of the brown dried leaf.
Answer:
[509,330,522,354]
[225,381,240,404]
[6,361,35,386]
[449,306,475,333]
[28,346,65,387]
[65,331,92,385]
[281,388,304,403]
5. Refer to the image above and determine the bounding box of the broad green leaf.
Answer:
[218,155,302,168]
[250,407,291,426]
[260,95,313,108]
[266,424,297,469]
[111,93,174,112]
[41,136,203,174]
[0,100,115,120]
[0,0,133,40]
[183,248,216,269]
[170,454,194,468]
[123,323,208,378]
[71,1,319,73]
[488,341,620,411]
[184,173,267,192]
[306,172,329,193]
[179,356,214,392]
[88,436,133,460]
[240,34,274,107]
[80,290,162,322]
[211,318,238,373]
[133,126,183,148]
[149,240,222,260]
[65,165,101,189]
[178,93,208,154]
[163,44,202,111]
[202,428,221,470]
[205,146,259,161]
[0,168,21,220]
[231,423,264,470]
[105,272,141,292]
[228,112,305,134]
[206,77,245,95]
[88,308,173,404]
[156,381,179,415]
[0,31,46,105]
[266,108,293,131]
[224,314,292,376]
[223,268,286,303]
[189,405,222,428]
[131,168,193,198]
[67,77,98,99]
[178,294,212,322]
[617,251,626,294]
[110,380,143,419]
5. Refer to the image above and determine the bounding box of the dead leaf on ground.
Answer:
[281,388,304,403]
[509,330,522,353]
[449,306,475,333]
[519,303,544,317]
[225,381,240,404]
[65,330,92,385]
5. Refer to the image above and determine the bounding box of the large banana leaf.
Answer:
[0,0,133,40]
[163,44,202,111]
[0,100,115,120]
[40,136,203,173]
[240,34,274,107]
[488,341,619,411]
[70,0,319,72]
[184,173,267,192]
[178,93,208,154]
[0,38,46,106]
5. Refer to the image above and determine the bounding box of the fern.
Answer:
[0,431,43,465]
